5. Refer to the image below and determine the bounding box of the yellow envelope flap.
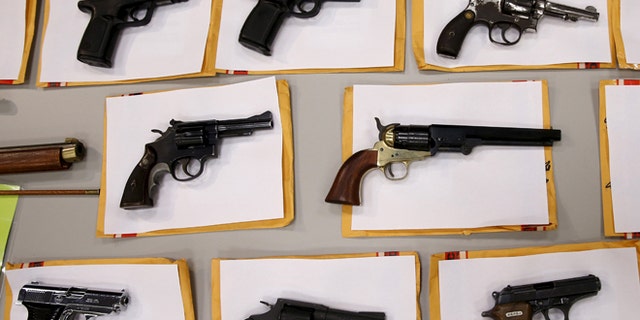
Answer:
[428,240,640,320]
[599,79,640,238]
[610,0,640,69]
[214,0,405,75]
[35,0,217,87]
[97,79,294,237]
[412,0,617,72]
[0,0,37,85]
[3,257,195,320]
[340,80,557,237]
[211,251,422,320]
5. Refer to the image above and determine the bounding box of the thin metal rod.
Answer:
[0,189,100,196]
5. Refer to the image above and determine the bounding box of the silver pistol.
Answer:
[437,0,600,58]
[17,282,129,320]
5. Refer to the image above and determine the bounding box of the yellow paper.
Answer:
[599,79,640,238]
[428,241,640,320]
[3,257,195,320]
[340,81,557,237]
[211,252,422,320]
[0,0,36,84]
[97,79,294,237]
[213,0,405,74]
[611,0,640,69]
[36,0,217,87]
[412,0,617,72]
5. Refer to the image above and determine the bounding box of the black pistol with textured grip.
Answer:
[17,282,129,320]
[246,298,386,320]
[239,0,361,56]
[325,117,561,206]
[482,274,601,320]
[120,111,273,209]
[77,0,188,68]
[437,0,599,59]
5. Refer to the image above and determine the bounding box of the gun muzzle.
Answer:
[543,2,599,21]
[0,138,86,174]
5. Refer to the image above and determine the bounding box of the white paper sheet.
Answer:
[215,0,396,71]
[39,0,210,83]
[218,255,417,319]
[350,81,551,230]
[438,247,640,320]
[604,85,640,233]
[0,1,27,80]
[5,264,186,320]
[104,77,284,235]
[423,0,611,68]
[620,0,640,65]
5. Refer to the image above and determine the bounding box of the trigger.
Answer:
[383,162,409,180]
[383,164,395,179]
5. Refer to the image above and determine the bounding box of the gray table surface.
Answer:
[1,3,637,320]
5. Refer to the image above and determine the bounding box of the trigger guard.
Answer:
[489,23,521,45]
[124,3,156,26]
[383,163,408,181]
[60,308,82,320]
[181,159,198,178]
[291,0,321,18]
[540,309,551,320]
[171,158,204,182]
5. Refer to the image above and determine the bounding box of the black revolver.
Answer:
[325,117,561,206]
[18,282,129,320]
[239,0,361,56]
[120,111,273,209]
[482,274,601,320]
[246,298,386,320]
[437,0,599,59]
[77,0,189,68]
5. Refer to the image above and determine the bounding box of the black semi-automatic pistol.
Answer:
[239,0,361,56]
[482,274,601,320]
[77,0,189,68]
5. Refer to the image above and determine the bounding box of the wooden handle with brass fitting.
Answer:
[0,138,86,174]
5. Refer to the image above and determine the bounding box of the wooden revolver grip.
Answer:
[0,149,70,174]
[325,149,378,206]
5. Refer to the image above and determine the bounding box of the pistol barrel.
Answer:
[216,111,274,137]
[384,124,560,154]
[493,274,601,304]
[543,2,599,22]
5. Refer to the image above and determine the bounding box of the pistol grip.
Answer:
[436,10,476,59]
[23,303,65,320]
[120,146,158,209]
[239,1,291,56]
[77,3,122,68]
[325,149,378,206]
